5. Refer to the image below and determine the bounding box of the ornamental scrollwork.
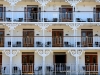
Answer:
[2,50,20,57]
[36,49,52,57]
[68,49,84,57]
[2,50,10,57]
[65,0,82,6]
[3,23,21,30]
[4,0,22,6]
[66,23,83,30]
[12,50,20,56]
[35,23,52,30]
[35,0,52,6]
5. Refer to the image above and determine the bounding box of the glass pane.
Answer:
[86,56,90,63]
[29,56,33,63]
[23,56,27,63]
[93,56,97,63]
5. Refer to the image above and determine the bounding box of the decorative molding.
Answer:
[66,23,83,30]
[2,50,20,57]
[36,49,52,57]
[65,0,82,6]
[35,0,52,6]
[4,0,22,6]
[35,23,52,30]
[3,23,21,30]
[68,49,84,57]
[96,0,100,2]
[97,23,100,26]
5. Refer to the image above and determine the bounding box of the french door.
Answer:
[0,29,4,47]
[22,52,34,74]
[23,29,34,47]
[85,52,98,74]
[52,29,63,47]
[59,6,73,22]
[0,6,6,21]
[81,29,93,47]
[24,5,41,22]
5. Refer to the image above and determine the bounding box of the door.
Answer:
[26,5,38,22]
[0,29,4,47]
[96,5,100,22]
[59,6,73,22]
[0,52,2,73]
[53,52,66,72]
[52,29,63,47]
[23,29,34,47]
[0,5,6,21]
[81,29,93,47]
[85,52,98,74]
[22,52,34,73]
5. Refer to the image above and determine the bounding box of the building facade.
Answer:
[0,0,100,75]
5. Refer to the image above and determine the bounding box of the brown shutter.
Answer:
[24,7,27,22]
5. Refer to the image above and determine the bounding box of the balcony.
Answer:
[0,36,100,48]
[0,11,100,23]
[1,63,99,75]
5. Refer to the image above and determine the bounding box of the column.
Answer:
[10,30,13,75]
[43,51,45,75]
[3,50,20,75]
[36,50,52,75]
[73,6,75,22]
[68,49,83,75]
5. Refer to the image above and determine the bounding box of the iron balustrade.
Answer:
[0,11,100,22]
[0,36,100,47]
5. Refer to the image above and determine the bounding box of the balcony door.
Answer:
[22,52,34,74]
[24,5,41,22]
[52,29,63,47]
[96,5,100,22]
[0,5,6,21]
[0,29,4,47]
[23,29,34,47]
[53,52,66,72]
[81,29,93,47]
[59,5,73,22]
[85,52,98,74]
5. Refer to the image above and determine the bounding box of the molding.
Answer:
[3,23,21,30]
[96,0,100,2]
[97,23,100,26]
